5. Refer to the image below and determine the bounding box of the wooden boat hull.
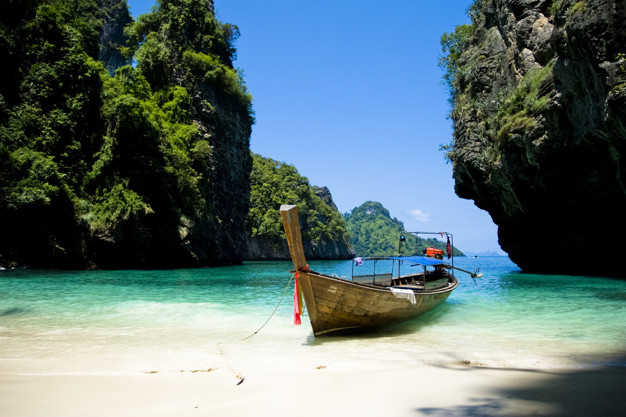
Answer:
[298,270,459,336]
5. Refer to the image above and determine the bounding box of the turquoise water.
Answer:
[1,257,625,375]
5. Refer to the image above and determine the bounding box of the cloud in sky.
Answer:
[407,209,430,222]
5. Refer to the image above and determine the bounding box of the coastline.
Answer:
[2,261,624,416]
[2,364,625,417]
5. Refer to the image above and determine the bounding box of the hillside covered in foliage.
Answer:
[246,154,353,260]
[0,0,253,268]
[345,201,463,258]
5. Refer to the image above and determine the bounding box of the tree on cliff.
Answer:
[438,0,480,102]
[92,0,254,267]
[1,0,108,267]
[246,154,353,260]
[0,0,254,268]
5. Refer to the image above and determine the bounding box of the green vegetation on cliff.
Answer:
[246,154,352,258]
[439,0,626,275]
[0,0,254,268]
[345,201,462,258]
[438,1,480,102]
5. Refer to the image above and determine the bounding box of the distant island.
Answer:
[344,201,464,258]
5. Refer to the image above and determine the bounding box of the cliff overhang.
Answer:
[449,0,626,276]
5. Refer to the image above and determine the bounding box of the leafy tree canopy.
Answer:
[0,0,254,268]
[438,0,482,99]
[247,153,350,247]
[345,201,463,257]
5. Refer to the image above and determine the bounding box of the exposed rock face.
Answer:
[302,236,355,260]
[245,234,354,261]
[186,87,253,265]
[97,0,133,75]
[450,0,626,275]
[313,186,339,211]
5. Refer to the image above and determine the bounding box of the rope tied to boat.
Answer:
[217,273,297,385]
[241,272,296,341]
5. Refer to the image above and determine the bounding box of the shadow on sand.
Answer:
[415,363,626,417]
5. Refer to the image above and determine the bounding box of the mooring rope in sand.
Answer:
[215,341,246,385]
[217,273,295,385]
[240,273,295,342]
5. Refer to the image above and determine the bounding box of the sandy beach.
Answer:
[2,364,625,417]
[2,261,625,416]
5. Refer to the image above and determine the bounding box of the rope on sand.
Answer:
[217,274,295,385]
[215,341,245,385]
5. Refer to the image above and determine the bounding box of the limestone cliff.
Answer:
[245,185,353,261]
[449,0,626,275]
[244,154,354,261]
[97,0,133,75]
[245,233,354,261]
[0,0,253,269]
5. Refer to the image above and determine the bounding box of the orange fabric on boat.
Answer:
[426,247,443,257]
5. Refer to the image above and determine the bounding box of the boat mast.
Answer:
[280,205,308,271]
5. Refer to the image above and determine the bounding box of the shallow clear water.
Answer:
[1,257,625,375]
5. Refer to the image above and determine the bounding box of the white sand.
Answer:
[1,364,624,417]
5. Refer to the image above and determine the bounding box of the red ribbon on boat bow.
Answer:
[294,271,303,325]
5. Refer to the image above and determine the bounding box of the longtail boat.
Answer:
[280,204,479,337]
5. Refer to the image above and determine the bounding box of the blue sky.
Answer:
[126,0,502,254]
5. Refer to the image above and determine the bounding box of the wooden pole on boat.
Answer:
[280,205,308,271]
[449,265,483,279]
[281,204,308,326]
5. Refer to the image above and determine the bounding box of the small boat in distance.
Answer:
[280,204,479,337]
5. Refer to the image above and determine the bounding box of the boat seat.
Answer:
[393,277,417,285]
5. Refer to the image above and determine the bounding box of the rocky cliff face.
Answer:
[313,186,339,211]
[97,0,133,75]
[0,0,254,269]
[245,234,354,261]
[450,0,626,275]
[89,0,253,267]
[186,82,253,265]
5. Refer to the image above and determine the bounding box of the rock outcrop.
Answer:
[97,0,133,75]
[245,233,354,261]
[450,0,626,275]
[313,186,339,211]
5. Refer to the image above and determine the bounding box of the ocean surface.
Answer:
[1,257,625,376]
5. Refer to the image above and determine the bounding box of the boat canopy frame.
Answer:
[400,231,454,265]
[350,256,452,288]
[351,231,454,286]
